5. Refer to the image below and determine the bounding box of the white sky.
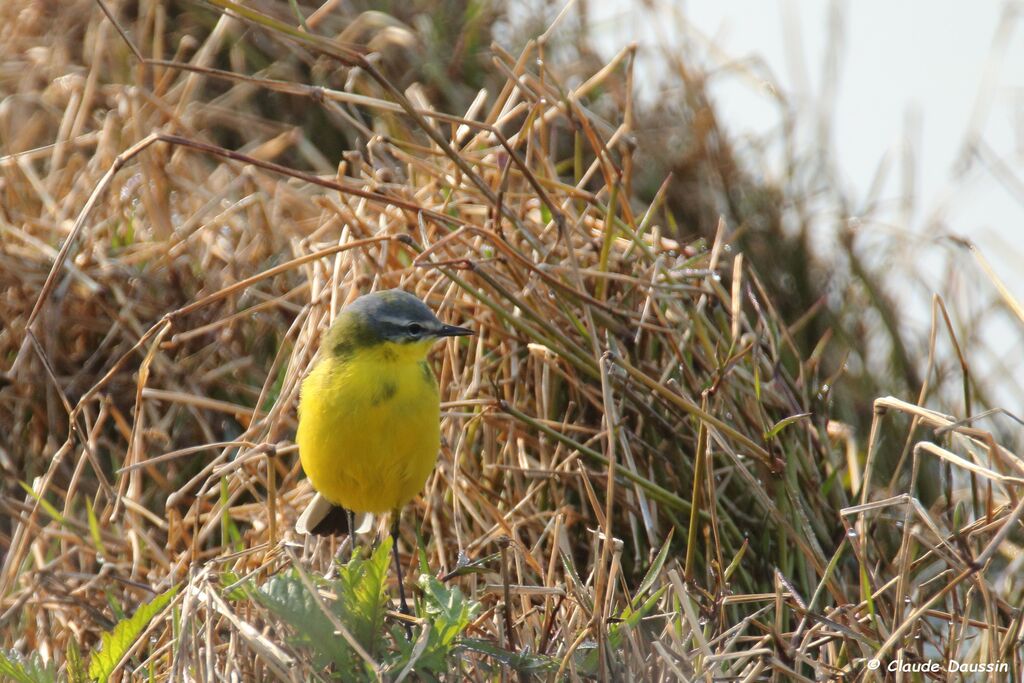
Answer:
[586,0,1024,412]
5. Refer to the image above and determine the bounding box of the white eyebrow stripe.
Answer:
[378,315,437,326]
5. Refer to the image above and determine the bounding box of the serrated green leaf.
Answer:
[88,586,177,683]
[418,574,478,648]
[335,536,392,653]
[0,650,58,683]
[253,541,392,675]
[252,570,356,673]
[389,574,480,676]
[66,641,87,683]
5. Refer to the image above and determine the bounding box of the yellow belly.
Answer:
[297,352,440,513]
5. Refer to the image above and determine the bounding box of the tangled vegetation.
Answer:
[1,0,1021,680]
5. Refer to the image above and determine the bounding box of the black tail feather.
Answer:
[308,503,352,536]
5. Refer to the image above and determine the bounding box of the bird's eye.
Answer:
[407,323,423,336]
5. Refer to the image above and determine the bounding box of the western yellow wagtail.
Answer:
[295,289,472,619]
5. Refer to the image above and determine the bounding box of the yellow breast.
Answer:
[296,342,441,513]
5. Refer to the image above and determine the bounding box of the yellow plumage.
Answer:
[295,289,470,623]
[297,339,440,513]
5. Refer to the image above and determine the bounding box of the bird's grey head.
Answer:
[327,289,472,357]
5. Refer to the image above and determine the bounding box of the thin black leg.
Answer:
[391,511,413,639]
[346,508,356,563]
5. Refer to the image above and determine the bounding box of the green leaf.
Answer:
[439,552,499,581]
[219,478,243,552]
[334,536,392,653]
[66,641,87,683]
[723,538,749,582]
[85,498,104,557]
[0,650,58,683]
[18,481,65,526]
[459,639,558,674]
[616,586,667,637]
[220,570,247,601]
[578,586,667,676]
[104,592,126,623]
[253,570,356,673]
[389,574,479,676]
[763,413,812,440]
[88,586,177,683]
[253,540,392,675]
[953,500,967,531]
[254,541,480,680]
[418,574,478,649]
[633,530,673,606]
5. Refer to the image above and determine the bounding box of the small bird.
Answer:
[295,289,472,618]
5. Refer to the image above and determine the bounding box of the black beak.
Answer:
[437,324,474,337]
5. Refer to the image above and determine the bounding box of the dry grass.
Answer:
[1,1,1022,680]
